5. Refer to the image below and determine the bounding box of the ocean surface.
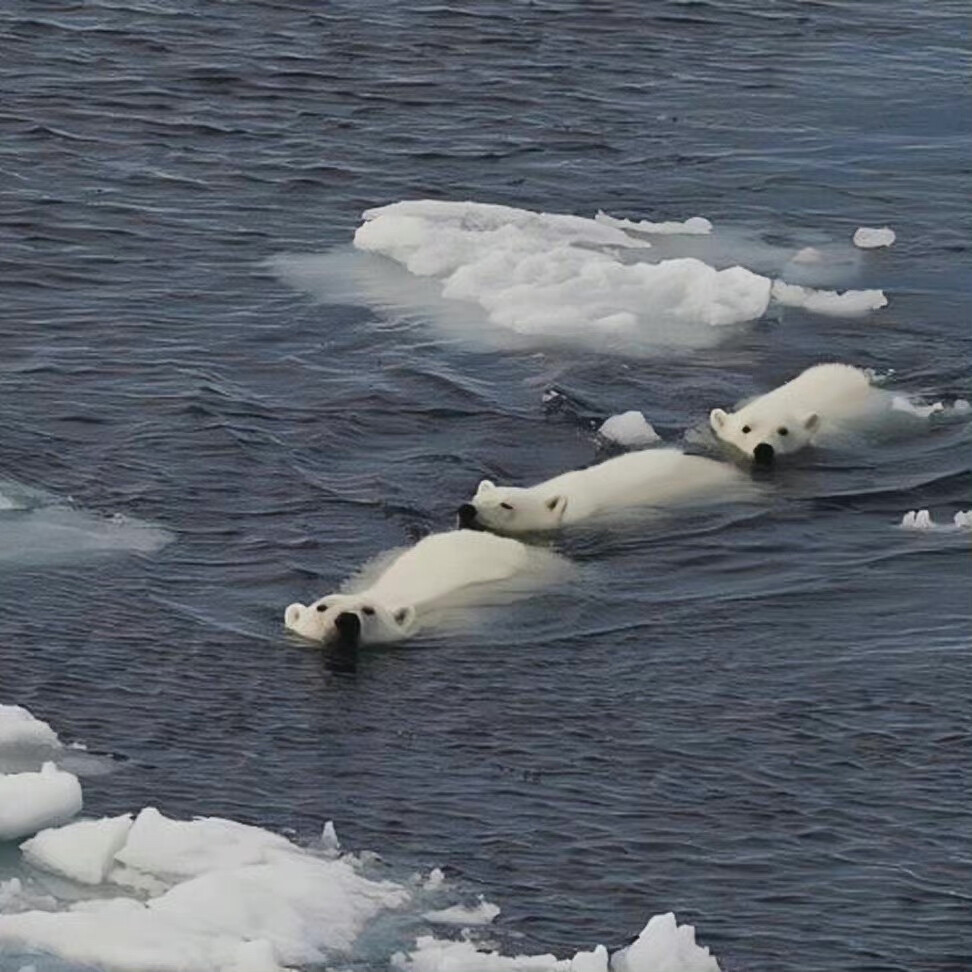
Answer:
[1,1,970,970]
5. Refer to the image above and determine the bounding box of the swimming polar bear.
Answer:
[709,363,881,465]
[284,529,562,646]
[457,448,751,534]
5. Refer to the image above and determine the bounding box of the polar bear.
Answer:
[284,529,559,646]
[708,363,875,465]
[457,448,751,534]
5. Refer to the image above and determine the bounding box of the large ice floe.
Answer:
[1,706,724,972]
[271,200,888,356]
[0,478,171,567]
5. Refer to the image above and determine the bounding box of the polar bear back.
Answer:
[752,363,872,418]
[367,530,531,609]
[542,449,747,523]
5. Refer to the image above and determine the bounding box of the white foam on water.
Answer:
[598,411,662,448]
[853,226,896,249]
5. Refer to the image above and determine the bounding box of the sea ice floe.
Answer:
[770,280,887,316]
[597,411,661,448]
[394,912,718,972]
[0,763,82,842]
[900,510,972,531]
[853,226,896,249]
[0,706,62,755]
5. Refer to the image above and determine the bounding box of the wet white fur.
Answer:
[284,530,533,644]
[709,363,873,460]
[468,448,747,534]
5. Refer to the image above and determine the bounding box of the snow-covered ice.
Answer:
[0,706,61,755]
[853,226,896,249]
[598,411,662,448]
[0,763,82,841]
[20,815,133,885]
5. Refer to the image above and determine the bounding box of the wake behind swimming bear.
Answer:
[284,529,566,647]
[709,363,875,466]
[458,448,752,534]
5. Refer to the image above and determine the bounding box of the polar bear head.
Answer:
[284,593,417,646]
[457,480,568,534]
[709,405,819,465]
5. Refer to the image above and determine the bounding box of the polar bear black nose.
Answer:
[456,504,479,529]
[753,442,775,466]
[334,612,362,647]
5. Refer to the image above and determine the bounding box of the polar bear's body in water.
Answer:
[284,529,564,646]
[708,362,964,466]
[457,449,751,535]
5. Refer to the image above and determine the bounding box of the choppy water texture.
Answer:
[1,1,971,970]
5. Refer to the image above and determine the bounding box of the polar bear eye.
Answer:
[741,425,751,434]
[500,502,514,511]
[361,605,376,616]
[778,427,789,436]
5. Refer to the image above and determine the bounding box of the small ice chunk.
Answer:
[114,806,300,879]
[598,411,661,448]
[954,511,972,529]
[595,211,713,235]
[0,878,58,915]
[321,820,340,853]
[0,706,62,752]
[900,510,934,530]
[422,867,445,891]
[611,912,720,972]
[771,280,887,316]
[0,763,82,841]
[393,936,609,972]
[953,399,970,414]
[853,226,896,249]
[20,814,133,885]
[423,896,500,926]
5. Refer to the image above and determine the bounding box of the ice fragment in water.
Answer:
[20,814,133,885]
[598,411,661,447]
[853,226,896,249]
[0,763,82,841]
[771,280,887,316]
[423,896,500,926]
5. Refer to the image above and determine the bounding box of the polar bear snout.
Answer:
[456,503,483,530]
[753,442,775,466]
[334,611,362,647]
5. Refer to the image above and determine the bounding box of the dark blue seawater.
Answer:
[1,1,970,970]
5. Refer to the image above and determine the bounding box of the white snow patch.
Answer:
[770,280,887,316]
[423,896,500,926]
[594,210,713,236]
[598,412,662,448]
[853,226,896,249]
[20,814,133,885]
[0,763,82,841]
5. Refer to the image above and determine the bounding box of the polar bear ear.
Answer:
[802,412,820,432]
[284,603,305,628]
[709,408,728,432]
[393,606,417,631]
[476,479,496,495]
[545,495,568,523]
